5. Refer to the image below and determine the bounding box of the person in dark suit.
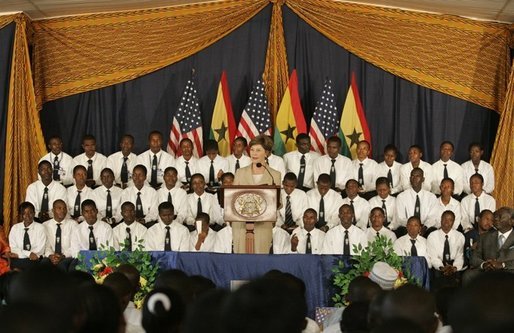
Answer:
[464,207,514,285]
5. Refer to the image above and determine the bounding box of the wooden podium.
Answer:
[222,185,280,254]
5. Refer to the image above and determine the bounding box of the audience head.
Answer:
[295,133,311,154]
[154,269,192,304]
[439,141,454,162]
[183,289,230,333]
[163,167,178,188]
[38,160,53,182]
[81,134,97,157]
[73,165,88,186]
[148,130,163,153]
[142,288,186,333]
[439,178,454,198]
[119,134,134,156]
[204,139,219,160]
[469,173,484,195]
[340,301,370,333]
[375,177,391,199]
[440,210,455,233]
[232,137,248,157]
[407,145,423,163]
[46,135,63,155]
[382,144,398,167]
[103,272,133,311]
[356,140,371,160]
[370,207,386,231]
[18,202,35,225]
[326,136,342,159]
[81,199,98,225]
[121,201,136,225]
[345,179,360,199]
[191,173,206,195]
[316,174,332,196]
[188,275,216,300]
[409,167,424,191]
[493,207,513,233]
[78,283,124,333]
[406,216,422,239]
[346,275,382,304]
[339,204,355,229]
[282,172,297,195]
[468,142,484,163]
[302,208,317,232]
[52,199,68,222]
[195,212,210,232]
[179,138,194,159]
[478,209,494,232]
[115,263,141,298]
[100,167,115,188]
[221,172,234,186]
[158,202,175,225]
[249,135,273,165]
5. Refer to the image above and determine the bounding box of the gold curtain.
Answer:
[491,61,514,207]
[3,14,47,234]
[286,0,511,113]
[263,0,289,121]
[0,14,16,30]
[32,0,269,109]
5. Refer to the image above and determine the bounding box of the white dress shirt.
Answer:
[226,154,251,174]
[213,224,232,253]
[368,195,397,228]
[186,192,223,225]
[322,224,368,255]
[272,226,291,254]
[351,157,378,192]
[124,301,144,333]
[342,196,371,230]
[175,155,199,184]
[283,150,320,189]
[460,191,496,230]
[113,221,148,251]
[71,220,114,256]
[461,160,495,194]
[427,229,465,270]
[190,230,217,252]
[39,152,77,186]
[399,160,433,192]
[118,185,159,222]
[43,218,77,258]
[393,235,430,268]
[431,159,465,195]
[290,227,325,254]
[267,154,286,180]
[366,227,397,243]
[156,186,188,224]
[25,180,67,217]
[394,188,438,229]
[9,221,47,258]
[375,160,403,194]
[313,154,353,190]
[137,149,175,186]
[144,220,190,251]
[196,155,229,185]
[306,188,344,229]
[106,151,138,186]
[66,185,94,218]
[431,197,463,229]
[92,185,123,220]
[73,152,108,186]
[277,189,308,227]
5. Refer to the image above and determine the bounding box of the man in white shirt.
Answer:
[291,209,325,254]
[190,212,217,252]
[113,202,147,251]
[70,199,114,256]
[431,141,465,196]
[185,173,224,227]
[461,142,495,194]
[9,202,47,270]
[138,131,175,189]
[342,179,371,230]
[145,202,190,251]
[322,204,368,255]
[196,139,228,190]
[351,140,378,199]
[66,165,94,221]
[43,199,78,270]
[277,173,308,232]
[226,137,251,174]
[431,178,463,230]
[106,134,138,188]
[118,165,160,225]
[375,144,402,195]
[460,173,496,231]
[175,138,199,192]
[306,174,344,231]
[156,167,188,224]
[393,216,430,268]
[73,134,107,188]
[368,177,396,228]
[272,224,291,254]
[213,223,233,253]
[399,145,433,192]
[25,160,67,222]
[366,207,397,243]
[283,133,320,191]
[93,168,123,225]
[313,136,352,192]
[39,135,76,186]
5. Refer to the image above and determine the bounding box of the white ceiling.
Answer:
[0,0,513,23]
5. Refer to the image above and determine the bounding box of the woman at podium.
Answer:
[233,135,281,254]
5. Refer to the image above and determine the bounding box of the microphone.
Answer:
[256,162,276,185]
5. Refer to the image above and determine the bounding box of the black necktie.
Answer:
[88,226,97,250]
[285,196,294,227]
[53,156,60,181]
[414,194,421,218]
[23,227,31,251]
[55,223,62,254]
[410,239,418,256]
[358,163,364,187]
[387,168,393,188]
[474,197,480,226]
[106,189,112,218]
[164,226,171,251]
[443,235,451,265]
[185,161,192,182]
[87,159,93,181]
[382,199,388,226]
[197,197,202,216]
[343,230,350,255]
[330,159,336,189]
[317,197,325,228]
[121,157,129,184]
[297,154,306,188]
[167,191,172,203]
[306,232,312,254]
[125,227,132,251]
[41,186,49,214]
[235,159,240,172]
[73,190,81,218]
[376,231,380,238]
[475,168,479,174]
[135,192,144,219]
[209,160,215,186]
[443,164,448,179]
[151,154,158,187]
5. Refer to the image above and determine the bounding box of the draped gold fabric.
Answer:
[32,0,269,109]
[286,0,511,113]
[3,14,47,234]
[263,0,289,121]
[0,14,17,30]
[491,61,514,207]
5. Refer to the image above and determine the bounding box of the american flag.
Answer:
[309,78,339,154]
[167,78,203,158]
[236,79,272,140]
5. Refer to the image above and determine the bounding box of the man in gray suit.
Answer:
[464,207,514,284]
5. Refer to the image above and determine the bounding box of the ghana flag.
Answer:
[210,71,236,157]
[273,69,307,156]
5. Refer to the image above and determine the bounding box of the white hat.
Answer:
[369,262,398,290]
